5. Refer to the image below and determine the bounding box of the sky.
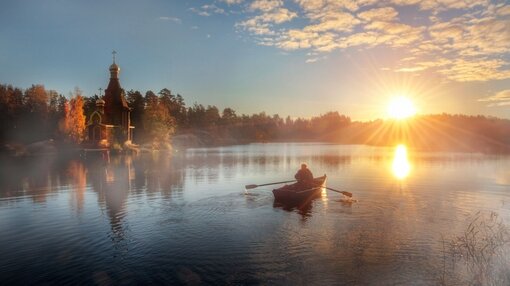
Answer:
[0,0,509,120]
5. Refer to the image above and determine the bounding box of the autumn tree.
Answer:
[60,88,86,144]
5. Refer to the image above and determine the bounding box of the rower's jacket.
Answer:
[295,168,314,186]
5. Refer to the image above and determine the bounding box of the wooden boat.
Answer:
[272,175,327,202]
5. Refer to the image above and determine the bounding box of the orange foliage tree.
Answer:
[60,88,86,144]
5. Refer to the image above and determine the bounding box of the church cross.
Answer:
[98,88,103,97]
[112,50,117,63]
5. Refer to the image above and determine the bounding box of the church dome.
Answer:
[96,98,105,106]
[109,61,120,79]
[109,63,120,72]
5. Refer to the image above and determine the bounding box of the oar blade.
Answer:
[245,184,258,190]
[324,186,353,198]
[342,191,353,197]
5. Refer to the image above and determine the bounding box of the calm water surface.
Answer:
[0,143,509,285]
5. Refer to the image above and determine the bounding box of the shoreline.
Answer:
[2,139,509,158]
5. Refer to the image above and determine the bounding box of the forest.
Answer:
[1,83,509,153]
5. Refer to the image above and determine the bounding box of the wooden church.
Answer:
[84,53,134,148]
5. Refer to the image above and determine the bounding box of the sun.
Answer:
[387,96,417,119]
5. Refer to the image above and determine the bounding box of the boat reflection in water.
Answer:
[392,144,411,180]
[273,200,314,219]
[272,185,323,219]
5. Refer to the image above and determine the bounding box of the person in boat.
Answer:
[295,163,314,188]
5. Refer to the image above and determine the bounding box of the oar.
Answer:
[245,180,296,190]
[296,183,353,198]
[324,186,352,197]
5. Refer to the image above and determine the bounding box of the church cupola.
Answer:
[109,50,120,79]
[96,98,105,114]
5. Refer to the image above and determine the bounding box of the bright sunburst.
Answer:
[387,96,417,120]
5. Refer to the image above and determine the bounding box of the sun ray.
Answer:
[420,116,510,151]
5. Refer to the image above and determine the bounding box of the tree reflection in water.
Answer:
[82,154,186,248]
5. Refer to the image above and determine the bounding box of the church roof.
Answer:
[104,54,130,110]
[105,77,130,110]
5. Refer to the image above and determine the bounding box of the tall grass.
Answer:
[439,211,510,286]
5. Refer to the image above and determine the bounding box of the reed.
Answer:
[438,211,510,286]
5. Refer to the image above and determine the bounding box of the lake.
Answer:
[1,143,509,285]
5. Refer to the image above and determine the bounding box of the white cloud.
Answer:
[223,0,510,81]
[294,0,370,14]
[395,66,427,72]
[236,7,296,36]
[249,0,283,12]
[221,0,243,4]
[478,90,510,103]
[438,59,510,82]
[158,16,181,24]
[305,55,327,63]
[189,7,210,17]
[390,0,488,12]
[190,4,226,17]
[497,5,510,16]
[236,20,276,35]
[257,8,297,24]
[303,11,360,32]
[358,7,399,22]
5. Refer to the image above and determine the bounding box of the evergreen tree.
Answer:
[127,89,145,142]
[143,94,175,149]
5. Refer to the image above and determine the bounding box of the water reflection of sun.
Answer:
[392,144,411,179]
[321,188,328,209]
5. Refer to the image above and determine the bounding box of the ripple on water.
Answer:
[1,144,509,285]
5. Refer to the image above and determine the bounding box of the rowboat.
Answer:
[272,175,327,202]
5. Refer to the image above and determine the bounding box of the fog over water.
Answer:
[0,143,509,285]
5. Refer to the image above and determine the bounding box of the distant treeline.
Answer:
[1,83,509,153]
[0,84,86,147]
